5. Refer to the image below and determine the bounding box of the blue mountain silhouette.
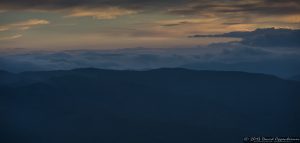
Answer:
[1,68,299,143]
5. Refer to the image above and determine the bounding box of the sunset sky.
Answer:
[0,0,299,49]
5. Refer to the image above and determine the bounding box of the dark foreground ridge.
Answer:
[0,68,300,143]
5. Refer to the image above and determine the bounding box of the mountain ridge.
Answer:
[0,67,287,86]
[0,67,299,143]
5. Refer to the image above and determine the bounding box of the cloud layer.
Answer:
[190,28,300,47]
[0,0,299,48]
[1,41,300,77]
[1,0,300,20]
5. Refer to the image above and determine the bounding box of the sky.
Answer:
[0,0,300,77]
[0,0,300,49]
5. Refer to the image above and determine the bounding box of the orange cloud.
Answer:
[65,7,137,19]
[0,19,50,31]
[0,34,22,41]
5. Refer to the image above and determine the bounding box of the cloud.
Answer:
[10,19,49,27]
[160,22,190,27]
[0,0,141,19]
[0,0,156,10]
[0,19,49,41]
[1,0,299,18]
[0,27,9,32]
[0,0,299,37]
[189,28,300,47]
[164,0,300,29]
[0,19,50,41]
[0,34,22,41]
[158,18,217,27]
[167,0,300,16]
[222,46,270,56]
[1,44,300,77]
[65,7,137,19]
[0,19,50,31]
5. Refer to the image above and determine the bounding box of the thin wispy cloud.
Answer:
[0,34,22,41]
[0,19,49,31]
[65,7,137,19]
[0,19,49,42]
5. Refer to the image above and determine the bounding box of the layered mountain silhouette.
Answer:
[0,68,299,143]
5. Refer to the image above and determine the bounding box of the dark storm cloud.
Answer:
[0,0,299,16]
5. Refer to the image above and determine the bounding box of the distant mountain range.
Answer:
[1,68,299,143]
